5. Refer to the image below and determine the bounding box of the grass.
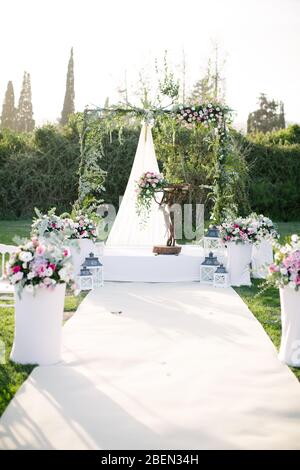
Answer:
[0,219,299,417]
[0,219,31,245]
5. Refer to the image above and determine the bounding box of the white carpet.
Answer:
[0,283,300,450]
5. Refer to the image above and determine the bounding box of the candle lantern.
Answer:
[78,265,93,291]
[200,252,220,284]
[213,264,230,288]
[204,226,222,252]
[84,252,104,288]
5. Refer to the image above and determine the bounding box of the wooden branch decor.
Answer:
[153,183,190,255]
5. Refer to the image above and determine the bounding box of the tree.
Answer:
[15,72,35,132]
[60,48,75,126]
[1,81,16,130]
[247,93,286,134]
[190,44,225,105]
[190,62,214,104]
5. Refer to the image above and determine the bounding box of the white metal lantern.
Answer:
[84,252,104,288]
[204,226,222,252]
[213,264,230,288]
[200,252,220,284]
[78,265,93,291]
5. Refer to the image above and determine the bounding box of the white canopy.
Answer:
[106,123,167,246]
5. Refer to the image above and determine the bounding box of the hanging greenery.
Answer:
[78,101,232,223]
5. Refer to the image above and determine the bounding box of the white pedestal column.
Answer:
[70,239,95,276]
[278,288,300,367]
[10,284,66,366]
[227,242,252,287]
[252,240,273,279]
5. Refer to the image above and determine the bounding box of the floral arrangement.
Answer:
[31,208,98,241]
[31,208,65,237]
[218,216,259,244]
[250,213,279,243]
[267,235,300,291]
[69,212,98,240]
[176,104,225,127]
[135,171,167,217]
[6,237,75,297]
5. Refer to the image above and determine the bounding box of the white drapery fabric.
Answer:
[106,123,167,246]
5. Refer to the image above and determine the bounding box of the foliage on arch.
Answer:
[78,100,235,223]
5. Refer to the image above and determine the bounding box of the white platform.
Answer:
[1,282,300,450]
[103,245,226,282]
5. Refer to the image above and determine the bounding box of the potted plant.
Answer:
[266,234,300,367]
[218,216,258,286]
[250,213,279,279]
[7,237,75,366]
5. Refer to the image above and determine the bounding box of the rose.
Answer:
[63,248,71,258]
[12,265,21,274]
[19,251,33,262]
[36,244,46,256]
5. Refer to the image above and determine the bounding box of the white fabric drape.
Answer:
[106,123,167,246]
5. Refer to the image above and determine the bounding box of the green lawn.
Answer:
[0,219,31,245]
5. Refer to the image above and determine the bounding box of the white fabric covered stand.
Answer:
[252,240,273,279]
[10,284,66,366]
[106,123,167,247]
[227,242,252,286]
[278,288,300,367]
[70,239,96,276]
[103,245,227,282]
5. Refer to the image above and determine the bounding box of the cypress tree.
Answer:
[15,71,35,132]
[60,48,75,126]
[1,81,16,130]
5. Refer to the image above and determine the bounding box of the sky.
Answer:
[0,0,299,127]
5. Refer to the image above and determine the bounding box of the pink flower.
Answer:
[37,264,47,277]
[268,264,279,273]
[49,263,56,271]
[12,265,21,273]
[36,244,46,256]
[63,248,71,258]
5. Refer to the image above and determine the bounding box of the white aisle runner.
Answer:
[0,283,300,449]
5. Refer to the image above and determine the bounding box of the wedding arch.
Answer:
[78,101,232,246]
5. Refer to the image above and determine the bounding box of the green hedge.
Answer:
[0,126,80,218]
[245,141,300,221]
[0,122,299,222]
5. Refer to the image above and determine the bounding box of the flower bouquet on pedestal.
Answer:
[266,235,300,367]
[68,211,98,276]
[6,237,75,365]
[251,213,279,279]
[218,216,258,286]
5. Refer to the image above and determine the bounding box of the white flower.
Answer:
[58,268,68,282]
[45,267,53,277]
[19,251,33,263]
[22,263,27,269]
[280,268,288,276]
[25,284,34,294]
[11,272,23,284]
[291,234,299,243]
[27,271,35,280]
